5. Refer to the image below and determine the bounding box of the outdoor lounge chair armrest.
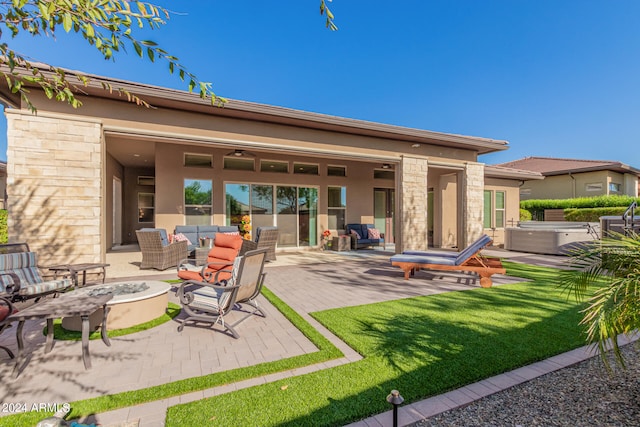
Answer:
[0,271,21,295]
[199,261,235,282]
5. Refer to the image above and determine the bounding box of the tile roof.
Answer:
[496,156,640,176]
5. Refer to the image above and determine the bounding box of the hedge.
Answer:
[0,210,6,244]
[521,195,639,221]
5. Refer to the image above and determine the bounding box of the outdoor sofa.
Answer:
[346,224,384,249]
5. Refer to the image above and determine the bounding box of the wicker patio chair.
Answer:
[176,248,268,338]
[136,229,188,270]
[254,226,279,261]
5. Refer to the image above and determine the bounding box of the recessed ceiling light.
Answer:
[411,144,421,148]
[133,154,140,157]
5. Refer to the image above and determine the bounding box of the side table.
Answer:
[48,263,110,288]
[332,235,351,252]
[8,291,112,376]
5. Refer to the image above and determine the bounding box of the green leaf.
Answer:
[62,13,73,32]
[146,48,154,62]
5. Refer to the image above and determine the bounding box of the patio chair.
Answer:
[136,229,188,270]
[176,248,268,338]
[390,234,505,287]
[177,233,243,283]
[0,294,16,358]
[0,251,73,302]
[253,226,279,261]
[402,234,493,258]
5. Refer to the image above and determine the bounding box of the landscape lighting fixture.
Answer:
[382,163,391,169]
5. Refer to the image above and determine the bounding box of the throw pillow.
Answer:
[350,230,361,239]
[368,228,381,239]
[174,233,192,246]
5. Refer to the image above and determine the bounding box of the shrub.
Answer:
[0,210,6,244]
[564,207,627,222]
[521,196,639,222]
[519,208,532,221]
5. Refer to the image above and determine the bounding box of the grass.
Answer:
[165,261,592,426]
[47,302,182,340]
[5,286,343,427]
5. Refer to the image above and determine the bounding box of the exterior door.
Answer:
[374,188,395,244]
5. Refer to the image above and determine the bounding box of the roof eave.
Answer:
[1,63,510,155]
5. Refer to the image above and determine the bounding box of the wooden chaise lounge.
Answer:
[390,234,505,288]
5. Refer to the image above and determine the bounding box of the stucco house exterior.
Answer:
[498,157,640,201]
[1,66,536,264]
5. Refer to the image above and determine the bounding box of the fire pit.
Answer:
[61,280,171,331]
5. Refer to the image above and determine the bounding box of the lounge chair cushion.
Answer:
[0,252,72,296]
[390,254,457,266]
[178,233,243,283]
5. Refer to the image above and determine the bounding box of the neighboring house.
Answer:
[497,157,640,200]
[0,160,6,210]
[1,65,534,264]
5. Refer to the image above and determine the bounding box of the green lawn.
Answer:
[166,262,590,426]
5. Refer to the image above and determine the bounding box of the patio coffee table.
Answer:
[8,292,112,375]
[48,263,110,288]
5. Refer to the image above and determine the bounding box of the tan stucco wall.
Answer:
[520,170,639,200]
[483,177,522,246]
[5,110,104,265]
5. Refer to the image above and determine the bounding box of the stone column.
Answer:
[6,110,104,265]
[462,162,485,247]
[398,155,429,252]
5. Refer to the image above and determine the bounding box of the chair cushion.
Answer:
[17,279,72,296]
[174,233,192,245]
[140,228,170,246]
[175,226,198,249]
[368,228,381,239]
[198,225,219,240]
[390,254,457,266]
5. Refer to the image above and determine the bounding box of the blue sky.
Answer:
[2,0,640,167]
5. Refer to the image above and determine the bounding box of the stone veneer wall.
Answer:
[5,110,104,265]
[462,162,485,247]
[399,155,429,252]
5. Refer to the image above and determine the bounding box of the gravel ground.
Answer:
[411,343,640,427]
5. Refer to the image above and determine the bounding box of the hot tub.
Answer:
[505,221,599,255]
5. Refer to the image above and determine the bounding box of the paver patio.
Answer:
[0,247,571,426]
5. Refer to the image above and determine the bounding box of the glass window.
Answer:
[483,190,492,229]
[184,179,212,225]
[277,186,298,247]
[374,169,395,180]
[251,185,274,228]
[224,157,255,171]
[293,163,319,175]
[495,191,505,228]
[327,165,346,177]
[184,153,213,168]
[328,186,346,230]
[483,190,505,229]
[260,160,288,173]
[298,187,318,246]
[137,176,155,186]
[138,193,154,223]
[226,184,250,227]
[609,182,621,193]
